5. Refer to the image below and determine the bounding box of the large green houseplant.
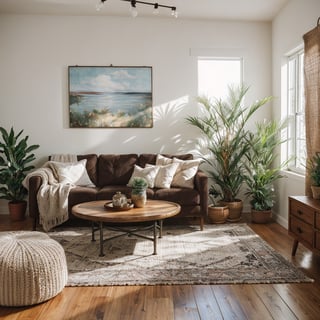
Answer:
[186,84,271,221]
[0,126,39,220]
[244,120,288,223]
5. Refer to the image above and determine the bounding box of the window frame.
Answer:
[286,48,305,174]
[197,57,244,99]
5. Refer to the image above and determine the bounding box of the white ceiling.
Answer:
[0,0,290,21]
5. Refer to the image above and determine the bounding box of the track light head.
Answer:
[96,0,178,18]
[171,7,178,18]
[130,0,138,17]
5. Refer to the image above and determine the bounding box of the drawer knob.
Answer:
[297,210,303,215]
[297,227,303,233]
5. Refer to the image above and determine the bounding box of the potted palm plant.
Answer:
[0,127,39,220]
[308,152,320,199]
[186,84,271,221]
[244,120,288,223]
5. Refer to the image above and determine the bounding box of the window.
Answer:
[198,58,242,99]
[287,49,305,173]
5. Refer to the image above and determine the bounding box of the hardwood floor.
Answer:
[1,214,320,320]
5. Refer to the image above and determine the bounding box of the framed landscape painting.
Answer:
[68,66,153,128]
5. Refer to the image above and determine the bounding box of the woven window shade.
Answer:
[303,21,320,196]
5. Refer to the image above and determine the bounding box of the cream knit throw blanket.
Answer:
[23,162,74,231]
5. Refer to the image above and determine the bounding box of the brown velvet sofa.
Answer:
[27,153,208,230]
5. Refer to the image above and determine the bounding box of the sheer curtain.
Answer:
[304,20,320,196]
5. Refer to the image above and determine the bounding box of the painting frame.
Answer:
[68,66,153,128]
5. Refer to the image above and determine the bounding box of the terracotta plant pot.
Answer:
[8,200,27,221]
[251,209,272,224]
[219,199,243,222]
[208,205,229,224]
[311,185,320,200]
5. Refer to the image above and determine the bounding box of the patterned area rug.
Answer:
[48,224,313,286]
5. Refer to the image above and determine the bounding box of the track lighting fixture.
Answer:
[153,3,159,15]
[96,0,178,18]
[130,0,138,17]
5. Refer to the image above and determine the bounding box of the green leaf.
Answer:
[0,126,39,201]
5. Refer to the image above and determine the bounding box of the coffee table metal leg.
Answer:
[159,220,163,238]
[99,221,104,257]
[153,221,157,255]
[91,222,95,242]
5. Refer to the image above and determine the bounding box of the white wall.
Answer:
[272,0,320,227]
[0,14,271,213]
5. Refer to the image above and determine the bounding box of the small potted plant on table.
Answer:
[130,177,148,208]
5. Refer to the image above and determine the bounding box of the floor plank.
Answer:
[253,284,297,320]
[193,285,223,320]
[212,285,248,320]
[230,285,273,319]
[1,214,320,319]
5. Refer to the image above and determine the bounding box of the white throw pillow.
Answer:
[127,165,160,188]
[156,154,174,166]
[146,163,179,188]
[171,157,202,189]
[49,159,95,187]
[155,154,202,188]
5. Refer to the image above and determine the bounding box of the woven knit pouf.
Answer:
[0,231,68,307]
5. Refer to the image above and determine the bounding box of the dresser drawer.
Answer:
[290,216,313,247]
[290,199,314,225]
[316,213,320,230]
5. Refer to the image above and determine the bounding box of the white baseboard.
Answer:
[274,213,288,229]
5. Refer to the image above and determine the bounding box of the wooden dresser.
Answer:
[288,195,320,256]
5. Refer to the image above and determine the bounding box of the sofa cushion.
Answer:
[96,186,155,200]
[68,186,98,214]
[138,153,193,168]
[98,154,138,187]
[154,187,200,206]
[96,186,133,201]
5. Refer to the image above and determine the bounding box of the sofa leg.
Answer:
[32,216,37,231]
[200,217,204,231]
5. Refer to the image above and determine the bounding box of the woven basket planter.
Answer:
[219,199,243,222]
[208,205,229,224]
[251,209,272,224]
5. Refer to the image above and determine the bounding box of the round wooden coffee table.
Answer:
[72,200,180,256]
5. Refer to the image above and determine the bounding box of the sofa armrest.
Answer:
[28,175,42,223]
[194,170,208,215]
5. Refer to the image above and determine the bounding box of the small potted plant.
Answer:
[130,177,148,208]
[308,152,320,199]
[0,126,39,220]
